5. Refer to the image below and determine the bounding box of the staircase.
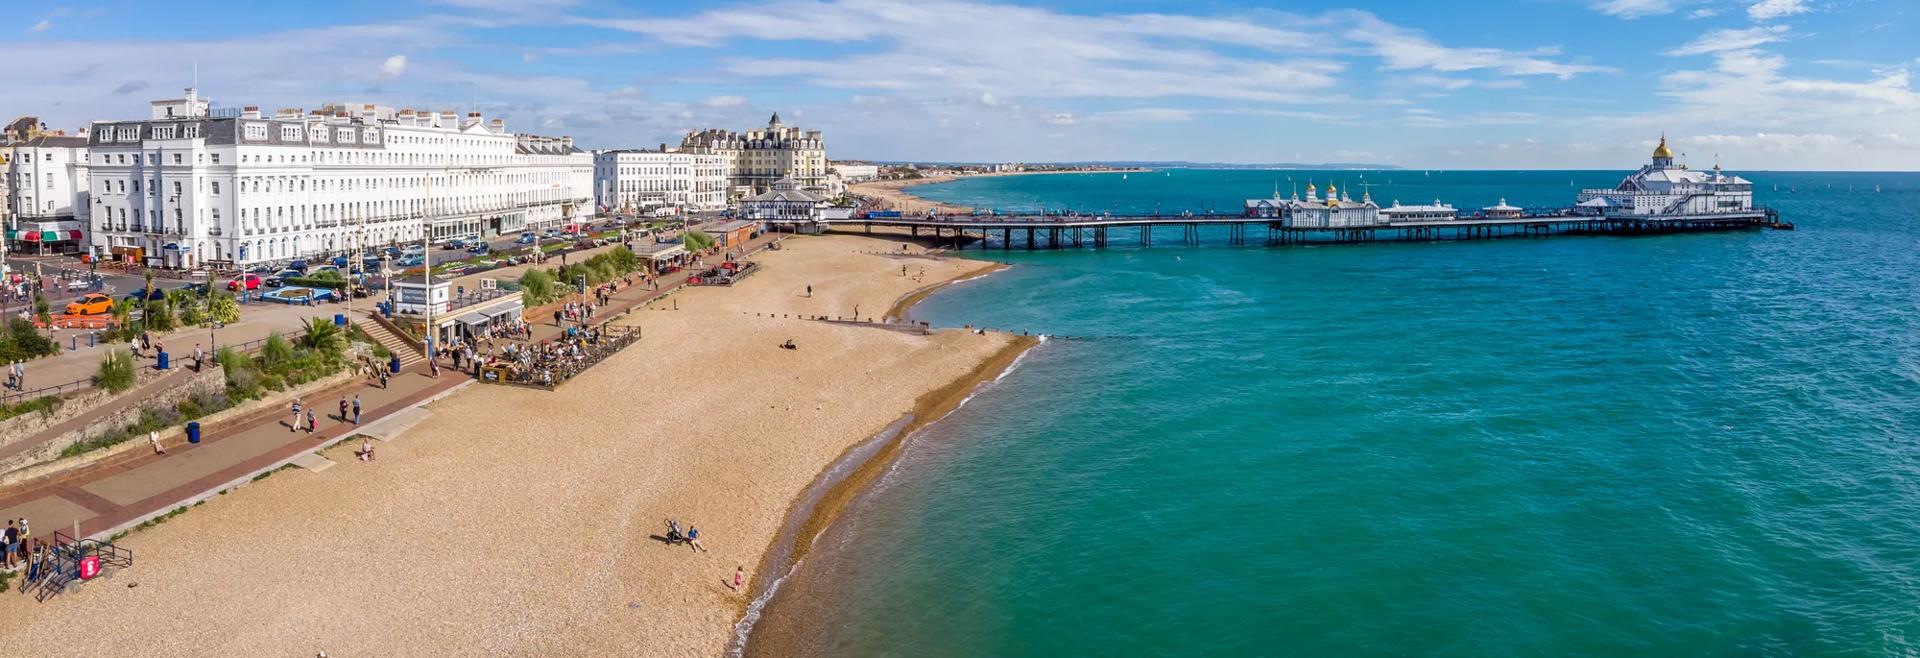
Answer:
[357,315,424,367]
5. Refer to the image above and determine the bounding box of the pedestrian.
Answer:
[12,360,21,390]
[352,395,362,425]
[553,309,563,327]
[688,527,707,553]
[150,429,166,455]
[26,539,42,584]
[4,519,17,570]
[306,408,317,433]
[194,343,205,371]
[290,398,303,432]
[732,565,745,590]
[429,357,440,378]
[806,285,813,298]
[379,368,390,389]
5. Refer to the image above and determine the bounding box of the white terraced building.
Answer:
[87,89,593,269]
[1243,182,1383,228]
[3,118,92,254]
[592,149,730,214]
[1575,136,1754,217]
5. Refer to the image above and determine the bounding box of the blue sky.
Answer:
[6,0,1917,169]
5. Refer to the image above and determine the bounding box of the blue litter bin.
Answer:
[156,351,170,370]
[186,421,201,444]
[389,354,402,374]
[334,313,346,326]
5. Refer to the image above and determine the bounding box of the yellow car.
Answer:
[65,293,113,316]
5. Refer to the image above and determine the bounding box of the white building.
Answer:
[1379,200,1457,223]
[1244,182,1382,228]
[4,117,92,254]
[1575,136,1754,217]
[593,149,729,214]
[831,162,878,183]
[680,113,828,196]
[88,89,593,269]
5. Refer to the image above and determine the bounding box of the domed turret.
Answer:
[1652,135,1673,159]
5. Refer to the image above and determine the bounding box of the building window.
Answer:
[244,123,268,141]
[173,153,182,164]
[211,153,220,164]
[212,181,221,195]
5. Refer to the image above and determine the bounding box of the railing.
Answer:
[0,326,311,406]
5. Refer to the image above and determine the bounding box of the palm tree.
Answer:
[299,317,343,354]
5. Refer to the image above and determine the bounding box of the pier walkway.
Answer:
[814,208,1790,249]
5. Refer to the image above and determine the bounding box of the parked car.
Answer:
[517,232,537,245]
[228,273,263,291]
[123,288,167,304]
[541,228,562,239]
[397,255,425,268]
[265,269,303,287]
[446,238,469,250]
[467,243,491,255]
[180,282,213,296]
[65,276,101,291]
[287,259,310,274]
[65,293,113,316]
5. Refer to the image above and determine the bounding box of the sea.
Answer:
[743,169,1920,657]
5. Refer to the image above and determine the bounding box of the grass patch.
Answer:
[133,505,192,532]
[0,395,62,421]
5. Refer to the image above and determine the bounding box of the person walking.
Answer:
[352,396,362,425]
[732,566,745,591]
[339,397,349,423]
[290,398,303,432]
[4,520,18,570]
[305,408,317,434]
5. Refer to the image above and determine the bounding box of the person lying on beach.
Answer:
[688,527,707,553]
[781,340,797,350]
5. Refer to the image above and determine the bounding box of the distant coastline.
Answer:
[850,169,1145,214]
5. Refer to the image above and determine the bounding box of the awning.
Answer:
[7,230,82,242]
[484,304,522,319]
[456,312,489,326]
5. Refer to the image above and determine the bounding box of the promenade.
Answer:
[0,232,775,568]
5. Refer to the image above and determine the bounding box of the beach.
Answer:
[0,234,1031,656]
[849,169,1145,215]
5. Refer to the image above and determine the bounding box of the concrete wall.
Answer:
[0,366,224,477]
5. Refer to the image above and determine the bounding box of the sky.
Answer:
[5,0,1917,170]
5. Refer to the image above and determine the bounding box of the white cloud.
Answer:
[1688,8,1719,18]
[704,95,746,107]
[1336,11,1611,79]
[29,19,52,33]
[1088,108,1194,123]
[1592,0,1679,18]
[381,54,408,77]
[1748,0,1810,20]
[1667,26,1789,56]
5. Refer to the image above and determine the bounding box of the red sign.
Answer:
[78,555,100,580]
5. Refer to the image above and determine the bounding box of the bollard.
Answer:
[70,335,77,351]
[89,331,97,347]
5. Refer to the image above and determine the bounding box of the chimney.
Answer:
[561,136,573,150]
[462,112,482,130]
[241,106,262,119]
[490,118,505,133]
[276,108,302,120]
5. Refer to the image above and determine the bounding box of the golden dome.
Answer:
[1652,136,1673,159]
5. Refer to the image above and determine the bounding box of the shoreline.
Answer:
[732,251,1038,656]
[850,168,1147,215]
[0,233,1027,657]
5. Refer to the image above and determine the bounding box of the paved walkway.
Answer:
[0,231,782,554]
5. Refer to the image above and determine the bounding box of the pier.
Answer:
[806,208,1791,250]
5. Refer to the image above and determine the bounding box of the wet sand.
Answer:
[0,234,1029,657]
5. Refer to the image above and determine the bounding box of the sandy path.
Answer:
[0,235,1020,657]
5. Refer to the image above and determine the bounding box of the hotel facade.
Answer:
[3,117,92,254]
[592,149,730,214]
[87,89,593,269]
[679,113,827,196]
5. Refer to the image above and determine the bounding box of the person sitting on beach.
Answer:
[781,339,796,350]
[358,438,376,462]
[687,527,707,553]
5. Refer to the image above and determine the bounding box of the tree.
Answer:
[32,293,49,325]
[143,270,155,301]
[299,317,343,355]
[260,332,293,368]
[682,229,716,252]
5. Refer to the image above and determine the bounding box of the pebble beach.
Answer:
[0,234,1028,657]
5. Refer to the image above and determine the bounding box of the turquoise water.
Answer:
[748,170,1920,656]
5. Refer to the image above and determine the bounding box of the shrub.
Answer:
[300,317,344,355]
[260,333,293,368]
[93,349,137,393]
[144,299,177,332]
[207,293,240,325]
[0,396,61,421]
[682,229,716,251]
[520,268,558,306]
[0,318,60,362]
